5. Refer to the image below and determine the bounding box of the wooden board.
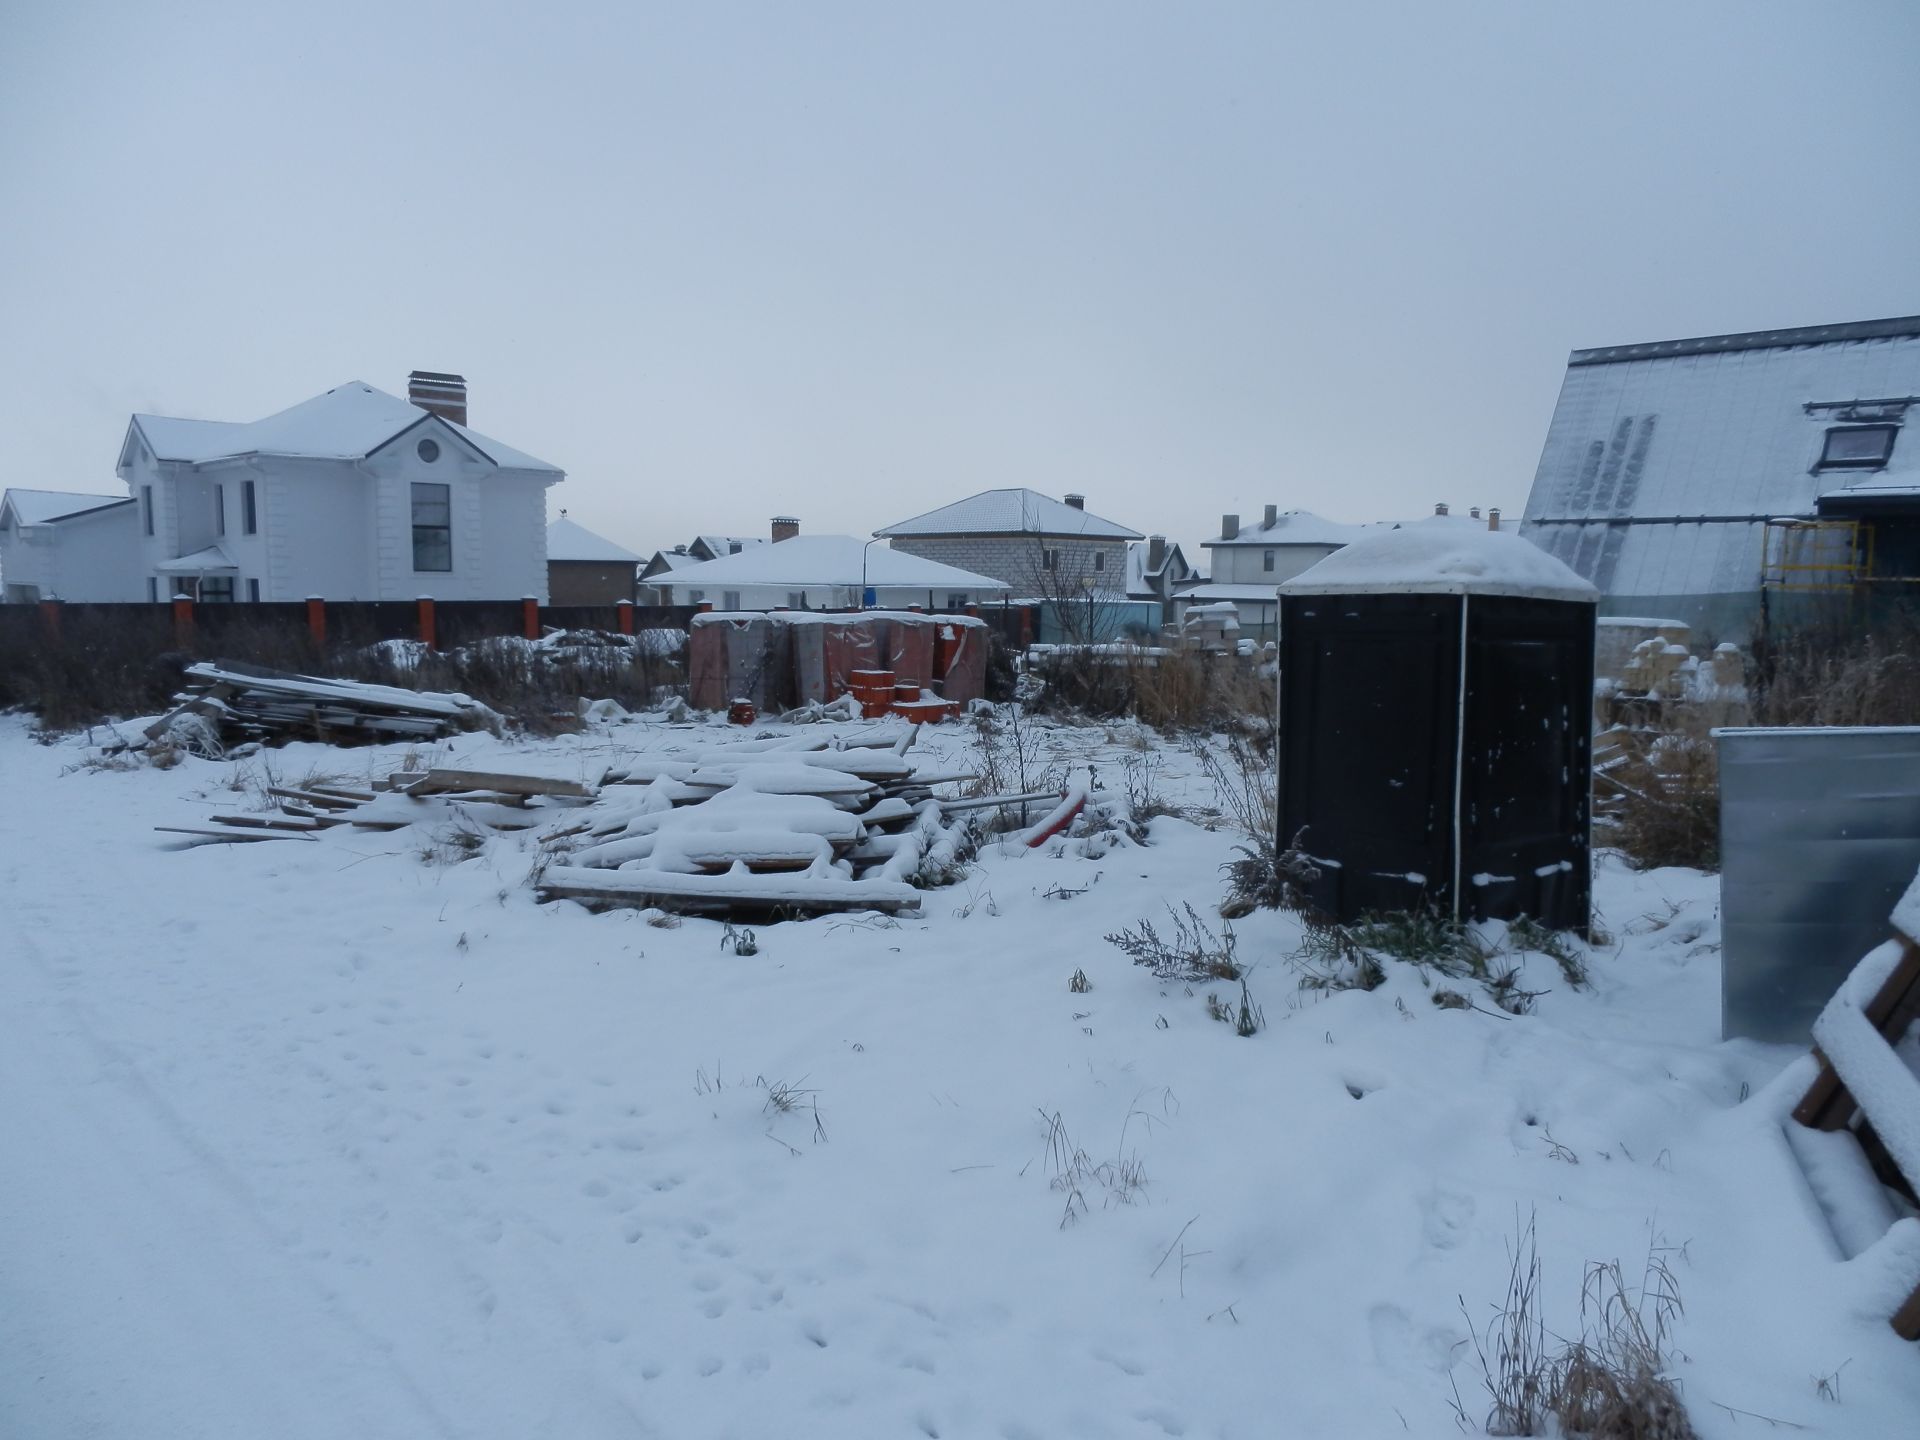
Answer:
[409,768,594,799]
[155,825,317,843]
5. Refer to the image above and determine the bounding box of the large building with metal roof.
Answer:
[1520,315,1920,639]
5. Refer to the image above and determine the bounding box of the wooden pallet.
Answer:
[1791,932,1920,1340]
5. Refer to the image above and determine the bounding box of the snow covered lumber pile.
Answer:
[1789,867,1920,1340]
[537,728,981,917]
[145,661,497,750]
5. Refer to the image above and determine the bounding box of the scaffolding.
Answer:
[1761,518,1869,593]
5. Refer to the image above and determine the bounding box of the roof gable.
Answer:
[547,516,642,564]
[1,488,133,526]
[126,381,563,474]
[876,488,1142,540]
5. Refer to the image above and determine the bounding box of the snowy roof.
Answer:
[1280,526,1598,602]
[155,544,238,575]
[1180,582,1285,604]
[1,488,131,525]
[546,516,641,564]
[127,382,563,475]
[875,488,1142,540]
[1124,539,1193,595]
[1205,510,1368,548]
[1521,317,1920,602]
[664,536,1011,592]
[695,535,766,559]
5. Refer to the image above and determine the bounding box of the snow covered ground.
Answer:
[3,709,1917,1438]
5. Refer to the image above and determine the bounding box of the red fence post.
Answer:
[616,599,634,635]
[522,596,540,641]
[697,600,714,614]
[306,595,326,649]
[417,595,436,650]
[172,592,195,648]
[39,598,61,641]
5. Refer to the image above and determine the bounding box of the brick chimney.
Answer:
[408,371,467,425]
[1488,508,1501,532]
[1064,493,1085,510]
[1434,502,1449,517]
[1470,506,1481,520]
[771,516,800,543]
[1148,535,1166,571]
[1263,503,1278,529]
[1221,513,1239,540]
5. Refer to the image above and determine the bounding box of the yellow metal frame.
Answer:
[1761,518,1872,593]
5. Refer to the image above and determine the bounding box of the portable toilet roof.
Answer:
[1279,526,1598,602]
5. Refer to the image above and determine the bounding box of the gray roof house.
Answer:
[875,488,1143,602]
[1521,315,1920,639]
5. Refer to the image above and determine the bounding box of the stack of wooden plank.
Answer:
[145,662,496,751]
[156,726,1046,921]
[156,768,594,844]
[539,728,988,916]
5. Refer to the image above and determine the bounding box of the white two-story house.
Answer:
[2,372,563,603]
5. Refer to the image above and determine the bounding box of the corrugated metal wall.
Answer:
[1718,725,1920,1041]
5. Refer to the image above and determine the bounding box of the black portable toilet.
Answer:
[1276,525,1597,933]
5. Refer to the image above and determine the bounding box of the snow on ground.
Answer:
[2,710,1917,1439]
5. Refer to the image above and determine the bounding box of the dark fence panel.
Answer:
[436,601,530,651]
[324,601,430,650]
[542,603,623,634]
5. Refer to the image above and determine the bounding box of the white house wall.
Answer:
[268,463,376,599]
[53,504,145,600]
[1209,543,1340,585]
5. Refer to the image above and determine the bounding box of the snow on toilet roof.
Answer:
[1279,525,1598,602]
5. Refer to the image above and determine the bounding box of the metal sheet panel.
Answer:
[1717,725,1920,1042]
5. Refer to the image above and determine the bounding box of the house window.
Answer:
[1042,548,1059,571]
[1094,552,1105,572]
[1263,549,1275,572]
[687,589,705,603]
[411,482,452,571]
[1818,425,1897,470]
[417,438,440,464]
[248,578,260,603]
[242,480,257,535]
[946,592,968,610]
[142,485,154,536]
[215,483,226,536]
[199,576,234,603]
[722,590,742,611]
[788,591,806,609]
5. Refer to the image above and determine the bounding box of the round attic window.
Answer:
[417,438,440,463]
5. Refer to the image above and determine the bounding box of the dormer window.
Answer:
[1817,424,1897,471]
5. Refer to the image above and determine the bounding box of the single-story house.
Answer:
[639,530,772,603]
[0,489,143,602]
[546,514,642,606]
[1521,314,1920,638]
[656,534,1010,612]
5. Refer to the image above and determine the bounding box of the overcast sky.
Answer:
[4,1,1917,560]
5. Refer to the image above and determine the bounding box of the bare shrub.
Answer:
[1752,611,1920,727]
[1105,903,1240,983]
[1459,1211,1696,1439]
[1606,726,1719,873]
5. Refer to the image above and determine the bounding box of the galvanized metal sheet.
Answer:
[1717,725,1920,1042]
